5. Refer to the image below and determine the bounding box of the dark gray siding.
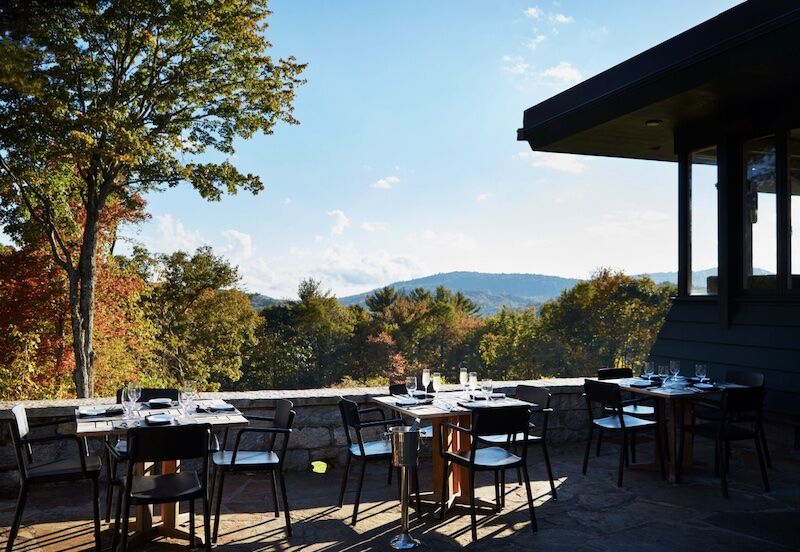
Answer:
[650,298,800,415]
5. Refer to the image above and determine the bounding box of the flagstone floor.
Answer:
[1,440,797,551]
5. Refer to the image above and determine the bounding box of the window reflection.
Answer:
[743,136,777,289]
[690,147,717,295]
[791,129,800,287]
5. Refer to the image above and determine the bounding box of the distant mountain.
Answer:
[641,267,771,290]
[339,271,581,315]
[248,293,280,311]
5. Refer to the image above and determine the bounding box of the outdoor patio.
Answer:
[1,439,797,552]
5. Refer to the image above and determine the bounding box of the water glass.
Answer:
[695,363,707,382]
[432,372,441,399]
[421,369,431,396]
[657,364,668,379]
[127,381,141,403]
[481,379,493,400]
[405,376,417,398]
[644,361,655,380]
[459,368,468,388]
[469,372,478,395]
[121,387,135,426]
[670,360,681,378]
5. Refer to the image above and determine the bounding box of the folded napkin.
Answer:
[196,403,236,413]
[78,405,123,417]
[141,401,174,409]
[395,398,434,407]
[144,414,174,426]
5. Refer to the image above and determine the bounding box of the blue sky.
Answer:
[120,0,742,298]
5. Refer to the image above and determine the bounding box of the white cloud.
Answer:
[220,229,255,263]
[327,209,350,236]
[476,192,494,202]
[283,197,293,205]
[152,214,204,252]
[526,35,546,49]
[587,209,671,240]
[501,55,530,76]
[360,221,389,232]
[515,151,589,174]
[540,61,582,86]
[407,229,477,251]
[524,6,543,19]
[372,175,400,189]
[316,243,422,290]
[551,13,574,24]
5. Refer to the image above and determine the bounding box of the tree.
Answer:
[0,1,305,396]
[147,247,258,390]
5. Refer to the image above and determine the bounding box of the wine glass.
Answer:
[432,372,441,400]
[128,381,141,404]
[644,361,655,380]
[469,372,478,397]
[121,387,135,427]
[459,368,468,390]
[180,381,195,416]
[481,379,494,400]
[670,360,681,379]
[421,369,430,397]
[695,363,707,383]
[405,376,417,399]
[657,364,668,379]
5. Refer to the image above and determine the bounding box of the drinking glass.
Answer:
[432,372,441,400]
[644,361,655,380]
[127,381,141,404]
[695,363,707,383]
[421,369,430,397]
[459,368,468,389]
[121,387,135,427]
[481,379,494,400]
[469,372,478,396]
[670,360,681,378]
[405,376,417,399]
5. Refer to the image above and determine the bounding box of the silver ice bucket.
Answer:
[390,426,420,468]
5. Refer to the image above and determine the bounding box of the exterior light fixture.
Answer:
[645,119,663,127]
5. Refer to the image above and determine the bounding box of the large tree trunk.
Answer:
[69,207,100,398]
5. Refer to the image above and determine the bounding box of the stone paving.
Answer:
[0,439,797,551]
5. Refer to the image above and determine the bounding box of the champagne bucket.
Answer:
[390,426,420,467]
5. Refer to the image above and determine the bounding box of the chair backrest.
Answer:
[338,398,364,451]
[471,406,531,437]
[127,424,211,464]
[9,405,32,475]
[389,383,407,396]
[584,379,623,423]
[269,399,296,452]
[115,387,179,404]
[516,385,552,437]
[721,386,764,420]
[597,368,633,380]
[725,370,765,388]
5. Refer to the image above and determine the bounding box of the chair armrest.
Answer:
[532,407,554,413]
[23,434,89,473]
[28,417,74,429]
[229,427,292,463]
[439,421,470,434]
[358,407,386,420]
[438,421,472,457]
[360,418,402,428]
[245,415,276,422]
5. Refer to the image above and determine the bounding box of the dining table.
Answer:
[74,399,248,546]
[608,377,745,481]
[372,389,535,509]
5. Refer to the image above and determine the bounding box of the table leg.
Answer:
[450,414,471,504]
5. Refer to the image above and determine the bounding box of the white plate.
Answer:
[147,398,173,407]
[145,414,174,425]
[694,383,715,390]
[78,406,108,416]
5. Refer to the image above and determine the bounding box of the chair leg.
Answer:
[676,427,685,483]
[351,460,367,526]
[278,470,292,537]
[617,432,627,487]
[412,467,422,519]
[104,448,115,522]
[542,442,557,500]
[387,460,393,485]
[270,471,279,517]
[758,423,772,469]
[337,454,351,508]
[469,469,478,542]
[596,428,604,457]
[189,498,196,545]
[111,484,123,552]
[718,439,729,499]
[6,483,27,552]
[212,469,226,543]
[500,468,506,508]
[522,462,538,533]
[91,477,102,552]
[202,491,212,552]
[493,471,501,512]
[631,431,637,464]
[754,436,770,493]
[582,424,594,475]
[713,441,720,477]
[120,494,131,552]
[439,460,449,521]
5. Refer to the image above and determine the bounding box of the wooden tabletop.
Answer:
[373,390,536,420]
[75,400,248,438]
[607,377,743,399]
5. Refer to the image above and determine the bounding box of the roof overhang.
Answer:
[517,0,800,162]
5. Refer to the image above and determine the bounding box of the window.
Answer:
[743,136,777,290]
[791,129,800,287]
[690,146,718,295]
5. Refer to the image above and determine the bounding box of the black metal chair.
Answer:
[477,385,558,500]
[5,405,103,552]
[389,382,433,439]
[438,405,537,542]
[582,379,665,487]
[112,423,213,552]
[692,369,771,468]
[337,398,421,525]
[679,386,770,498]
[595,368,655,463]
[211,399,295,541]
[104,387,180,520]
